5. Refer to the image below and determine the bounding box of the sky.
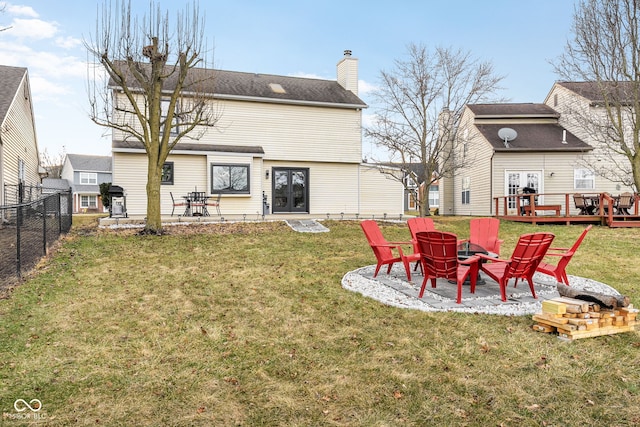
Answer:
[0,0,579,159]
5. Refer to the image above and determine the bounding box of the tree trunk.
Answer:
[557,284,630,309]
[419,184,431,216]
[145,160,163,234]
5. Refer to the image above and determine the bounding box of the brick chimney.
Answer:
[337,50,358,96]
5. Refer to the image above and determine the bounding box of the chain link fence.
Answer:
[1,187,72,292]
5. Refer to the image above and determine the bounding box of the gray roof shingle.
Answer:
[0,65,27,124]
[476,123,592,152]
[557,81,640,104]
[468,103,559,118]
[67,154,112,172]
[109,62,367,108]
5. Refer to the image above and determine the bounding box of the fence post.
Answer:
[42,199,47,255]
[16,205,22,278]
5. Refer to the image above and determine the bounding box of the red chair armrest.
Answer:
[476,253,508,263]
[459,255,481,265]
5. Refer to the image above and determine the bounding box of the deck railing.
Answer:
[493,192,639,218]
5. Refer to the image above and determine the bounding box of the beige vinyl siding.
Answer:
[454,139,494,216]
[264,161,360,214]
[545,84,635,196]
[202,100,362,163]
[358,165,404,215]
[112,96,363,164]
[113,152,265,216]
[1,74,40,193]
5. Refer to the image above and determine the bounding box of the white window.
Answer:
[429,185,439,207]
[80,195,97,208]
[574,168,595,190]
[80,173,97,185]
[161,99,180,135]
[461,177,470,205]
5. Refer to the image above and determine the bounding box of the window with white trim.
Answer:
[461,177,470,205]
[574,168,595,190]
[80,195,97,208]
[80,172,97,185]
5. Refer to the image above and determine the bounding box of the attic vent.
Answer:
[269,83,286,94]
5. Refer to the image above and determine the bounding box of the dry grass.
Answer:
[1,217,639,426]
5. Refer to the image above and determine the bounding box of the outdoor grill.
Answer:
[108,185,127,218]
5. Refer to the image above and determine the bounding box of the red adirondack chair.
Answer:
[464,217,504,256]
[536,225,593,286]
[360,220,419,280]
[478,232,555,302]
[415,231,480,304]
[407,217,436,273]
[407,217,436,250]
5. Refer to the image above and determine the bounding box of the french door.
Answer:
[272,168,309,213]
[505,171,542,209]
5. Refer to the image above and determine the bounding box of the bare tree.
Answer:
[40,147,66,179]
[365,44,504,216]
[1,3,11,33]
[554,0,640,191]
[86,0,219,234]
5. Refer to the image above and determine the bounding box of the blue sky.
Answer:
[0,0,578,158]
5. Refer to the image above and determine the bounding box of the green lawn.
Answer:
[1,217,639,426]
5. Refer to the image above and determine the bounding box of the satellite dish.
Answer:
[498,127,517,147]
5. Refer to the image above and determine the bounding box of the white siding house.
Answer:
[0,65,42,205]
[110,51,404,218]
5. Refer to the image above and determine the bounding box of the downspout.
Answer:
[490,151,495,215]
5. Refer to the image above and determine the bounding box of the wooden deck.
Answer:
[494,192,640,227]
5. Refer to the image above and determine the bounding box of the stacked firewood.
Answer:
[532,296,638,340]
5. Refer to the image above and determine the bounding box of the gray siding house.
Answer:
[61,154,112,213]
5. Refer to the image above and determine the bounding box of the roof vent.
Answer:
[269,83,286,94]
[498,127,517,148]
[562,129,568,144]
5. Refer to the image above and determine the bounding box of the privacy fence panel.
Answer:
[1,189,72,292]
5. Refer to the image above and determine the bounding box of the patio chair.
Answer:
[536,225,592,286]
[461,217,503,256]
[407,217,436,272]
[573,194,595,215]
[360,220,420,280]
[170,192,187,216]
[477,232,555,302]
[415,231,480,304]
[616,192,634,215]
[206,193,222,216]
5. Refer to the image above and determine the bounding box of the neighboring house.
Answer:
[61,154,112,213]
[0,65,43,205]
[545,81,639,189]
[110,51,404,217]
[439,103,602,216]
[400,164,439,212]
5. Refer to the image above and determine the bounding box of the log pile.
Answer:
[532,297,638,340]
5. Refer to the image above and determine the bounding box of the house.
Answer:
[545,81,640,190]
[439,103,602,216]
[110,51,404,218]
[400,164,440,212]
[61,154,112,213]
[0,65,43,205]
